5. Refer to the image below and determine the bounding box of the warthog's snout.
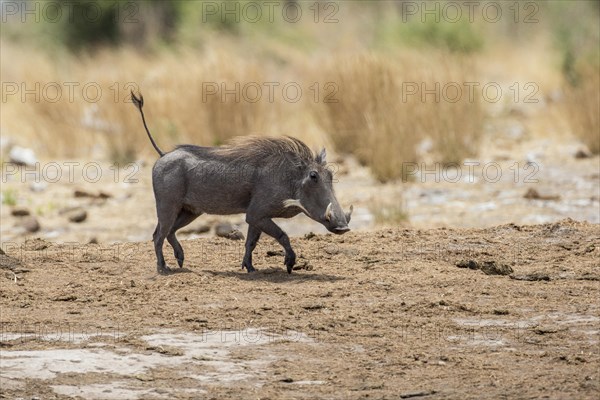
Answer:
[332,226,350,234]
[324,202,352,235]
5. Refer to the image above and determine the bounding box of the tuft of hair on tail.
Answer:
[131,90,144,110]
[130,90,164,157]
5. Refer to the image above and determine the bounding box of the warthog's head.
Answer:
[284,149,353,234]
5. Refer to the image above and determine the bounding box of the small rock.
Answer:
[20,216,40,233]
[510,273,551,282]
[23,238,49,251]
[304,232,316,240]
[479,261,513,276]
[227,230,245,240]
[215,222,235,238]
[30,181,47,192]
[534,326,560,335]
[9,146,37,166]
[302,303,324,310]
[524,188,560,201]
[74,189,112,199]
[88,237,98,244]
[11,207,30,217]
[134,374,154,382]
[575,149,592,159]
[293,261,313,271]
[66,208,87,223]
[456,260,513,276]
[53,294,77,302]
[456,260,479,270]
[400,390,437,399]
[0,250,21,270]
[215,222,233,236]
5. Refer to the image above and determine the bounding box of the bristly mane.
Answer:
[211,136,316,167]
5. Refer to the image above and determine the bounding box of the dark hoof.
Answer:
[242,261,256,273]
[177,258,184,268]
[157,265,172,275]
[285,252,296,274]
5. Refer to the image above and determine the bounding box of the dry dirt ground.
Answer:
[1,218,599,399]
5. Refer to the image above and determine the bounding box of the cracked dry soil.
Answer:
[1,219,599,399]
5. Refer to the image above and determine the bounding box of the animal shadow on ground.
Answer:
[205,267,345,283]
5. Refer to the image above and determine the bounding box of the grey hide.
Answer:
[131,91,352,275]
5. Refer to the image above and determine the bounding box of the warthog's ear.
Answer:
[315,148,327,165]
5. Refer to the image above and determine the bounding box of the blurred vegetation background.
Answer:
[1,0,598,180]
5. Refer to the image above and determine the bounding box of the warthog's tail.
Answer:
[130,91,164,157]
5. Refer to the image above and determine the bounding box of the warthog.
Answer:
[131,92,353,275]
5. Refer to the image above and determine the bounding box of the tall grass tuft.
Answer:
[563,65,600,154]
[314,52,483,181]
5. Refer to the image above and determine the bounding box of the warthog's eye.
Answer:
[309,171,318,182]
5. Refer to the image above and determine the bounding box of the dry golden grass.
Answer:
[314,51,483,181]
[563,66,600,154]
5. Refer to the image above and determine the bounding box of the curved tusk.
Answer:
[325,202,333,221]
[345,205,354,223]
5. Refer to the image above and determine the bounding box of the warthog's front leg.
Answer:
[242,225,261,272]
[247,217,296,274]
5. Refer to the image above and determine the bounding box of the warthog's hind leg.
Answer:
[167,209,200,268]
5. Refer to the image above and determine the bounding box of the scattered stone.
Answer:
[8,146,37,166]
[293,261,313,271]
[575,149,592,159]
[456,260,479,270]
[134,374,154,382]
[479,261,513,275]
[88,237,98,244]
[266,250,284,257]
[302,303,324,310]
[228,230,244,240]
[524,188,560,201]
[20,216,40,233]
[23,238,50,251]
[493,309,509,315]
[510,273,551,281]
[399,390,437,398]
[0,250,21,270]
[30,181,47,192]
[304,232,316,240]
[11,207,30,217]
[215,222,244,240]
[534,326,561,335]
[215,222,234,237]
[74,189,112,199]
[65,208,87,223]
[53,295,77,302]
[456,260,513,276]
